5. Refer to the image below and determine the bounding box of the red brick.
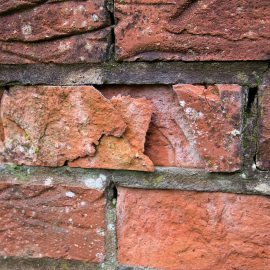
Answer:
[0,28,111,64]
[115,0,270,61]
[0,1,110,42]
[0,1,48,14]
[0,86,153,171]
[257,85,270,169]
[101,84,242,172]
[69,95,154,171]
[173,84,242,171]
[117,188,270,270]
[0,182,106,262]
[0,0,111,63]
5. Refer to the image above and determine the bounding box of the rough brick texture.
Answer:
[173,84,242,171]
[0,0,111,63]
[0,86,153,171]
[257,85,270,169]
[101,84,242,172]
[0,182,106,262]
[115,0,270,61]
[117,188,270,270]
[69,95,154,171]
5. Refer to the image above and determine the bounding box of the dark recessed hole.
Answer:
[246,87,258,113]
[112,185,118,200]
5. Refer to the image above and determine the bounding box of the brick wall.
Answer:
[0,1,269,269]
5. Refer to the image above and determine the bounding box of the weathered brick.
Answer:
[0,182,106,262]
[0,1,110,42]
[173,84,242,171]
[115,0,270,61]
[117,188,270,270]
[0,86,153,171]
[69,95,154,171]
[101,84,242,171]
[0,0,111,63]
[0,29,111,64]
[256,85,270,169]
[0,0,57,14]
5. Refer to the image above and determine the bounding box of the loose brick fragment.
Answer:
[0,86,153,171]
[115,0,270,61]
[0,182,106,262]
[256,85,270,169]
[0,86,126,166]
[117,188,270,270]
[69,96,154,171]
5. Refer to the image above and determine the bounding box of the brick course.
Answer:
[115,0,270,61]
[117,188,270,270]
[0,182,106,262]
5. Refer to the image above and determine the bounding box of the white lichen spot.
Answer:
[96,228,105,236]
[58,42,71,52]
[44,177,53,186]
[240,173,247,179]
[81,21,87,27]
[91,14,99,22]
[85,43,93,52]
[65,191,76,198]
[252,163,257,171]
[254,183,270,193]
[80,201,87,207]
[96,253,105,261]
[78,5,86,12]
[21,24,32,35]
[108,223,115,231]
[185,107,204,120]
[230,129,241,137]
[84,174,107,190]
[179,100,186,107]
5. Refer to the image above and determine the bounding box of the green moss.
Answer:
[5,164,29,182]
[60,262,70,270]
[145,175,164,185]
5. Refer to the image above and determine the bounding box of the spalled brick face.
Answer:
[0,183,106,262]
[0,86,153,171]
[115,0,270,61]
[101,84,242,172]
[117,188,270,270]
[257,85,270,169]
[0,0,111,63]
[173,84,242,171]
